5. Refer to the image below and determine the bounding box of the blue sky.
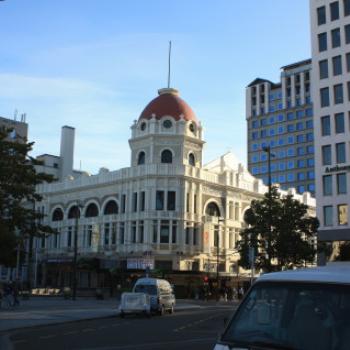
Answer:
[0,0,310,174]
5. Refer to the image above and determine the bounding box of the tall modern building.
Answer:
[246,60,315,196]
[310,0,350,248]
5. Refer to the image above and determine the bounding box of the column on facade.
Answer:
[281,75,287,109]
[290,74,296,107]
[300,71,305,105]
[256,84,261,116]
[264,82,269,115]
[246,86,252,118]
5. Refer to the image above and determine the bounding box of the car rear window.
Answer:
[134,284,157,295]
[221,281,350,350]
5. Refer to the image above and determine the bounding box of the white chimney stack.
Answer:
[60,126,75,180]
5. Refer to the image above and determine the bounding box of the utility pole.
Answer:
[262,146,273,272]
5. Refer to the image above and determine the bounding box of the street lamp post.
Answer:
[216,218,225,301]
[72,201,84,301]
[262,145,274,272]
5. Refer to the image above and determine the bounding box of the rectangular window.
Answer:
[67,227,72,247]
[335,112,345,133]
[139,221,144,243]
[104,223,110,246]
[318,32,328,51]
[119,222,125,244]
[131,221,137,243]
[323,175,333,195]
[348,82,350,101]
[317,6,326,25]
[322,145,332,165]
[132,192,138,212]
[347,53,350,71]
[194,194,197,214]
[336,142,346,163]
[111,223,117,245]
[193,225,198,246]
[330,1,340,20]
[338,204,348,225]
[320,87,330,107]
[185,226,191,245]
[152,220,158,243]
[332,55,342,75]
[167,191,176,211]
[337,173,347,194]
[319,59,328,79]
[345,0,350,15]
[186,193,190,212]
[324,206,333,226]
[331,28,341,48]
[345,24,350,43]
[172,221,177,244]
[156,191,164,210]
[334,84,344,104]
[121,194,126,213]
[321,116,331,136]
[140,191,145,211]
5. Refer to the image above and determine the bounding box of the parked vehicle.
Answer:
[132,278,175,315]
[118,292,151,318]
[214,263,350,350]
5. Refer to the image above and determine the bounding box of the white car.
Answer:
[118,292,151,318]
[214,263,350,350]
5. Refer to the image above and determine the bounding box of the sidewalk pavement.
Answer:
[0,297,205,332]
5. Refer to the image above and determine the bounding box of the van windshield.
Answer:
[134,284,157,295]
[221,281,350,350]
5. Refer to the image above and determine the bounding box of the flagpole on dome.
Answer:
[168,40,172,88]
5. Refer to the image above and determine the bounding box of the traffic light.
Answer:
[203,275,208,283]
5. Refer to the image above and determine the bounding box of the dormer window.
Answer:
[189,123,195,133]
[189,153,195,166]
[138,151,145,165]
[140,122,147,131]
[161,150,173,164]
[163,120,172,129]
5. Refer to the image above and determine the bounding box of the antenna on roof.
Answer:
[21,113,26,123]
[14,109,18,121]
[167,41,172,88]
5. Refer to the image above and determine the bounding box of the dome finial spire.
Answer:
[167,41,172,88]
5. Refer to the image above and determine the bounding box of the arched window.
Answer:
[85,203,99,217]
[137,151,145,165]
[161,150,173,164]
[52,208,64,221]
[68,206,80,219]
[205,202,221,217]
[188,153,195,166]
[104,200,119,215]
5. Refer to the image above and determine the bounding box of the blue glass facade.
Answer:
[247,62,315,196]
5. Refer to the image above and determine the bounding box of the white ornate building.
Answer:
[33,87,315,291]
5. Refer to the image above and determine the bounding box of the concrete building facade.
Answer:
[32,88,315,291]
[246,60,315,196]
[310,0,350,245]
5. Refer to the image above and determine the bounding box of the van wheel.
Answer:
[169,305,174,314]
[159,305,165,316]
[120,311,125,318]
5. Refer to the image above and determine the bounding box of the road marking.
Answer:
[63,330,79,336]
[39,334,57,339]
[82,328,96,332]
[173,314,224,332]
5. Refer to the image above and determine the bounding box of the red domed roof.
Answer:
[139,88,198,124]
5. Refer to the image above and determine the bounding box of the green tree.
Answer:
[238,186,319,272]
[0,126,56,266]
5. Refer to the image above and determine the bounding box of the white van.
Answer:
[132,278,176,315]
[214,264,350,350]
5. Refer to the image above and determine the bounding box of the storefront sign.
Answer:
[325,164,350,173]
[127,258,154,270]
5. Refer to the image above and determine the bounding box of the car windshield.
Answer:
[221,281,350,350]
[134,284,157,295]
